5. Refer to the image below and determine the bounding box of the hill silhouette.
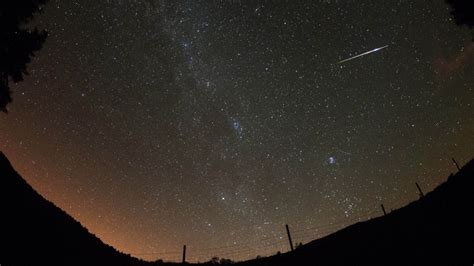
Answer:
[236,159,474,266]
[1,151,473,265]
[0,152,162,266]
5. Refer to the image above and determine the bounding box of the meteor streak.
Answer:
[337,45,389,64]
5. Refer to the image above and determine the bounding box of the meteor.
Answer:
[337,45,389,64]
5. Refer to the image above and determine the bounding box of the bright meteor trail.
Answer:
[338,45,389,64]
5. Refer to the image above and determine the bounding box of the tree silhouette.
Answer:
[446,0,474,37]
[0,0,48,113]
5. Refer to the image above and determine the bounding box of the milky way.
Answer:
[0,0,473,262]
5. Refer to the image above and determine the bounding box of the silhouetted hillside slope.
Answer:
[0,152,158,266]
[237,159,474,266]
[2,151,473,266]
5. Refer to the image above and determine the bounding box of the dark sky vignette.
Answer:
[1,0,473,262]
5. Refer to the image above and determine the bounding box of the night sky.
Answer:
[1,0,473,262]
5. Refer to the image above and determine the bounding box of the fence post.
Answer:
[182,245,186,264]
[452,158,460,171]
[415,182,424,198]
[286,224,294,251]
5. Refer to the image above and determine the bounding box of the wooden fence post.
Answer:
[286,224,294,251]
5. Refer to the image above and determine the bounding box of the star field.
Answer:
[1,0,473,262]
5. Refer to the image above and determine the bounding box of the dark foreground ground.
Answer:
[1,152,473,266]
[234,158,474,266]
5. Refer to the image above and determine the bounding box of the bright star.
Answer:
[328,156,336,164]
[231,118,243,139]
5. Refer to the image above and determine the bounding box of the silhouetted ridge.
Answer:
[0,152,153,266]
[235,159,474,266]
[1,152,473,266]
